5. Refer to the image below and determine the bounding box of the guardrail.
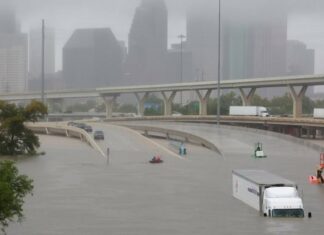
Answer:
[25,122,106,158]
[105,115,324,128]
[119,124,222,155]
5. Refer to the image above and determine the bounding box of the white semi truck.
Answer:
[232,169,304,218]
[313,108,324,118]
[229,106,269,117]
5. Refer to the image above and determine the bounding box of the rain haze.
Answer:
[2,1,324,235]
[1,0,324,72]
[1,0,324,92]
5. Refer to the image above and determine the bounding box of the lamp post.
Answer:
[217,0,221,127]
[41,19,45,104]
[178,34,186,105]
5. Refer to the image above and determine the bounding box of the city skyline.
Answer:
[2,0,323,74]
[0,7,28,93]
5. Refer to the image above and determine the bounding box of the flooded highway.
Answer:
[7,122,324,235]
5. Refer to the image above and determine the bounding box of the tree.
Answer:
[0,100,47,156]
[207,92,242,115]
[117,104,137,113]
[269,93,293,115]
[0,160,33,234]
[143,95,164,116]
[251,94,270,107]
[302,96,315,114]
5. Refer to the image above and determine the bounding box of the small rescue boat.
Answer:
[149,156,163,164]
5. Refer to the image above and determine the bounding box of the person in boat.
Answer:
[150,155,162,163]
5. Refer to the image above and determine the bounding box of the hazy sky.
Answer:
[2,0,324,73]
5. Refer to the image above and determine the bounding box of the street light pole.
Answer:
[217,0,221,127]
[41,19,45,104]
[178,34,186,105]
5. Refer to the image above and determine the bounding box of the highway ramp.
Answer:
[7,122,324,235]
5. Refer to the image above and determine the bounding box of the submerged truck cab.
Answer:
[232,169,305,218]
[263,186,304,218]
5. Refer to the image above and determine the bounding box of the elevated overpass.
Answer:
[101,115,324,139]
[1,74,324,118]
[46,111,324,140]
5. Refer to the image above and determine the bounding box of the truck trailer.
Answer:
[229,106,269,117]
[232,169,304,218]
[313,108,324,118]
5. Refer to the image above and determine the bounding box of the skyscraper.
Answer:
[0,7,27,93]
[29,27,55,80]
[250,16,288,79]
[0,8,17,34]
[186,2,219,82]
[186,0,288,84]
[287,40,315,76]
[126,0,168,85]
[63,28,123,89]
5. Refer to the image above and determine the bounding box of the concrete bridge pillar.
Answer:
[162,91,177,116]
[288,85,307,118]
[239,88,256,106]
[102,95,118,119]
[196,89,212,116]
[135,92,150,117]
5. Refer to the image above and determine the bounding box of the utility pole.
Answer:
[41,19,45,104]
[178,34,186,105]
[217,0,221,127]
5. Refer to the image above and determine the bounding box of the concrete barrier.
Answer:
[118,124,222,156]
[221,124,324,153]
[25,122,106,158]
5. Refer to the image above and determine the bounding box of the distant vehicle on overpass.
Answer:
[313,108,324,119]
[229,106,270,117]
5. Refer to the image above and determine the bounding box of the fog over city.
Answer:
[1,0,324,93]
[2,3,324,234]
[0,0,323,70]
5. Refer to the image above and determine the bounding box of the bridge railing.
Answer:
[119,124,221,155]
[25,122,106,158]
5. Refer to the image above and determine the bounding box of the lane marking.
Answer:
[104,124,185,160]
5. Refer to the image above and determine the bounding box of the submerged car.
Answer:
[84,125,93,133]
[67,121,77,126]
[74,123,87,129]
[94,130,104,140]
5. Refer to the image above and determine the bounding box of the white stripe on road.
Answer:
[104,124,185,160]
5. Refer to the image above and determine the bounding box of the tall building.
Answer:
[186,2,219,82]
[286,40,315,98]
[166,43,193,84]
[29,27,55,80]
[63,28,123,89]
[0,8,27,93]
[126,0,168,85]
[222,22,252,80]
[0,8,18,34]
[287,40,315,76]
[250,17,288,79]
[187,1,288,83]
